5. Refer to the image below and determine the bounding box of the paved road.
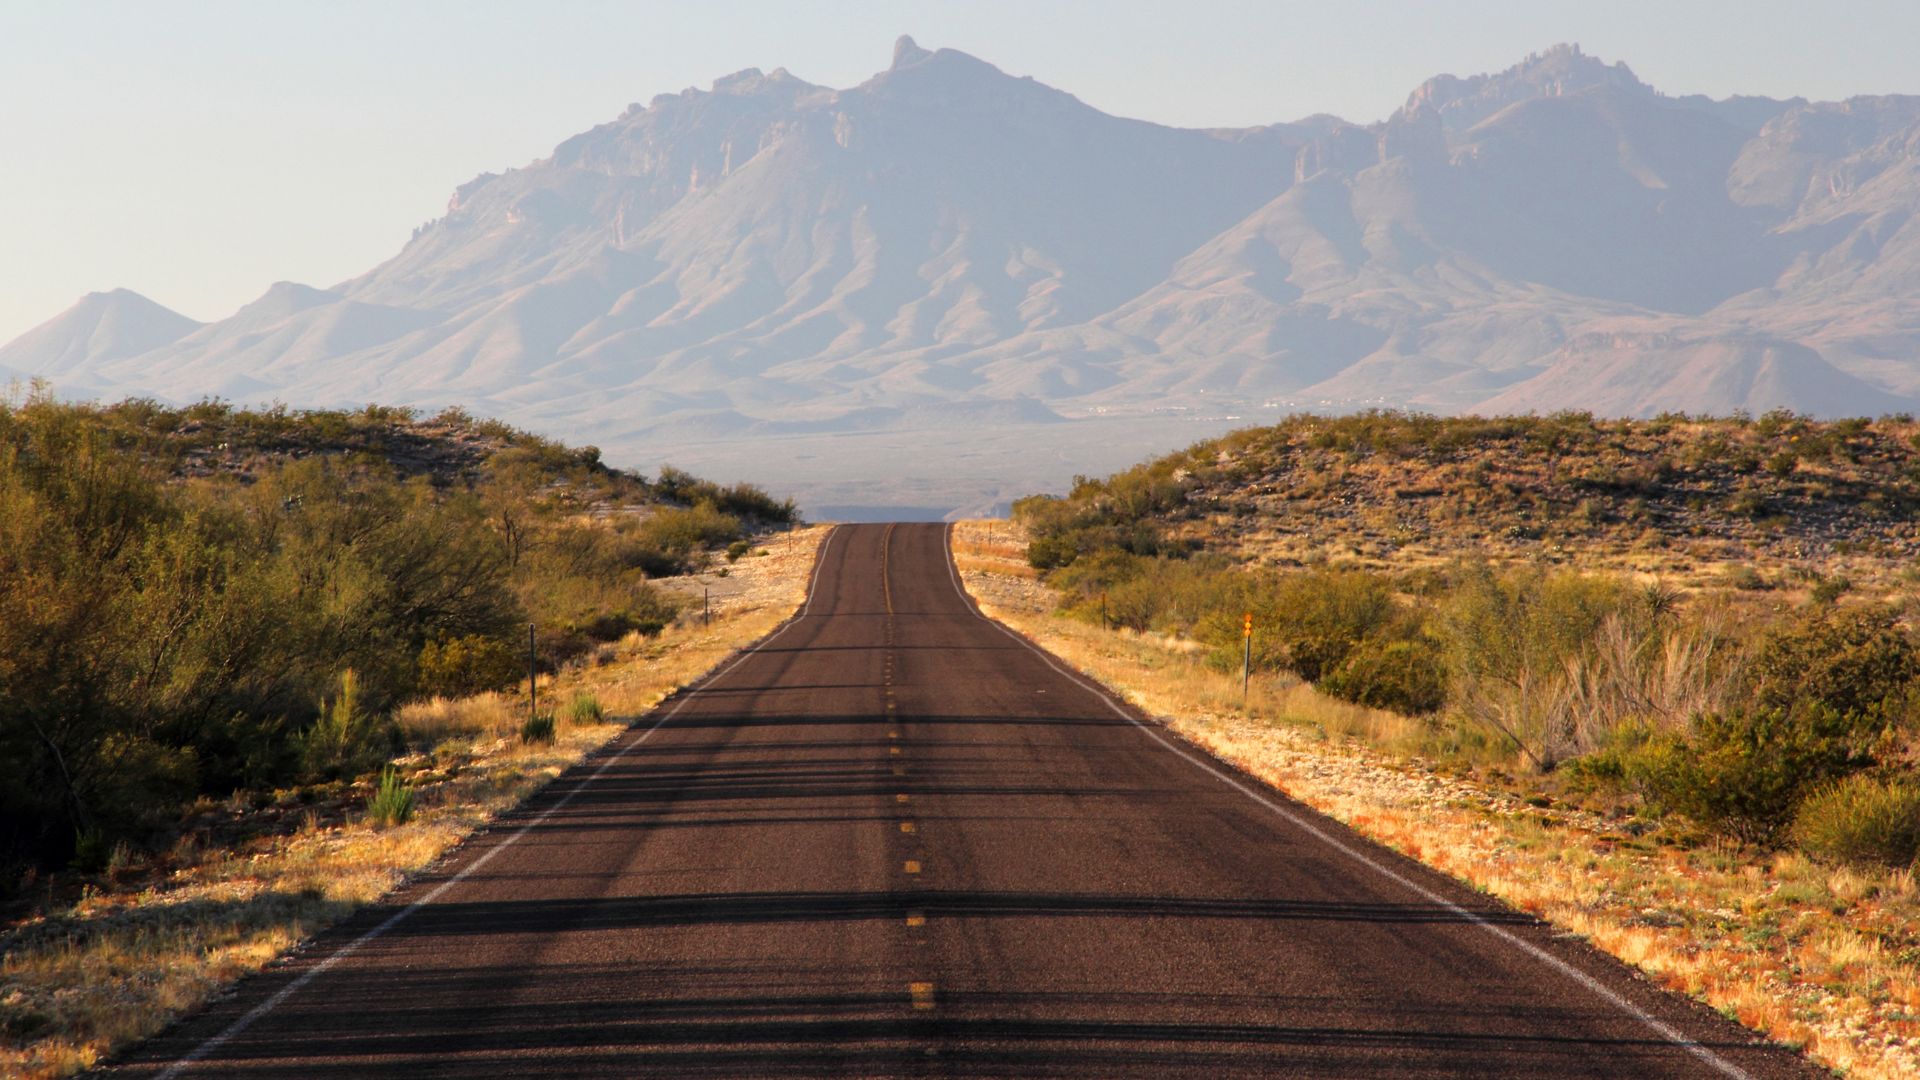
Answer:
[113,523,1817,1078]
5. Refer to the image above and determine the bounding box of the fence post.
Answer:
[1242,612,1252,699]
[528,621,537,722]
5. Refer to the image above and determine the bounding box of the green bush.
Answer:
[1026,530,1082,571]
[299,671,394,780]
[1438,565,1635,768]
[365,766,415,828]
[1791,774,1920,867]
[519,712,556,745]
[1214,570,1397,682]
[652,466,795,523]
[564,694,605,725]
[1048,549,1244,635]
[726,539,752,562]
[418,634,521,699]
[1750,606,1918,728]
[1320,637,1449,715]
[1628,704,1865,844]
[642,502,740,550]
[0,393,755,869]
[1809,575,1854,604]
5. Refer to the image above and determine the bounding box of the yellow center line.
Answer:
[906,912,926,928]
[900,821,916,833]
[892,765,906,776]
[910,982,935,1009]
[890,746,901,756]
[896,793,910,804]
[904,859,922,874]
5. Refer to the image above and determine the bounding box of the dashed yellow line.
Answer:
[903,859,922,874]
[890,746,901,756]
[900,821,915,834]
[896,793,910,804]
[909,982,935,1009]
[906,911,926,928]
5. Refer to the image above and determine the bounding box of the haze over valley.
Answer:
[11,37,1920,515]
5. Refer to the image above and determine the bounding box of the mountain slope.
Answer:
[9,39,1920,512]
[0,290,201,381]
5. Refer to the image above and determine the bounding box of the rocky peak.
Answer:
[1404,43,1651,131]
[892,34,932,69]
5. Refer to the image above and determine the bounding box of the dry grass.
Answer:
[0,525,831,1080]
[953,519,1920,1079]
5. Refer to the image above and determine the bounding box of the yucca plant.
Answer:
[365,765,415,827]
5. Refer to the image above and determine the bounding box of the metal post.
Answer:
[528,621,537,721]
[1242,612,1252,699]
[1100,592,1108,630]
[703,586,710,626]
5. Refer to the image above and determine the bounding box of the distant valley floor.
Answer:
[611,412,1256,519]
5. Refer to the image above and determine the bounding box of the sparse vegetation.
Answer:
[0,388,795,879]
[1013,410,1920,859]
[0,449,827,1080]
[996,410,1920,1073]
[1015,409,1920,583]
[955,515,1920,1077]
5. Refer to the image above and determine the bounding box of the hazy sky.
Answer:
[4,0,1917,345]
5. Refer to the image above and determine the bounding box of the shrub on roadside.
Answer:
[1320,637,1449,715]
[1438,565,1635,769]
[1749,605,1919,730]
[652,465,796,523]
[519,712,556,745]
[1204,569,1398,682]
[417,635,521,699]
[1627,704,1867,844]
[564,694,605,725]
[364,766,415,828]
[299,671,395,781]
[1791,774,1920,868]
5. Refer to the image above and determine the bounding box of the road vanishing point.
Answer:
[110,523,1818,1078]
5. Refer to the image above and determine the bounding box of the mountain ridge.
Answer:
[11,39,1920,512]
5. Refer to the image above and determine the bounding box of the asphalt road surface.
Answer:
[111,523,1819,1078]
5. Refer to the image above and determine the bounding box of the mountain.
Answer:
[0,289,201,383]
[10,39,1920,514]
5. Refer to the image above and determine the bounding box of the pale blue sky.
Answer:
[3,0,1917,344]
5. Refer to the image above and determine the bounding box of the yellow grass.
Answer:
[0,526,830,1080]
[952,519,1920,1079]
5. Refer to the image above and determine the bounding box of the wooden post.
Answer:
[528,621,537,721]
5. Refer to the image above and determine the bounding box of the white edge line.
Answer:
[939,523,1752,1080]
[800,523,841,618]
[154,524,844,1079]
